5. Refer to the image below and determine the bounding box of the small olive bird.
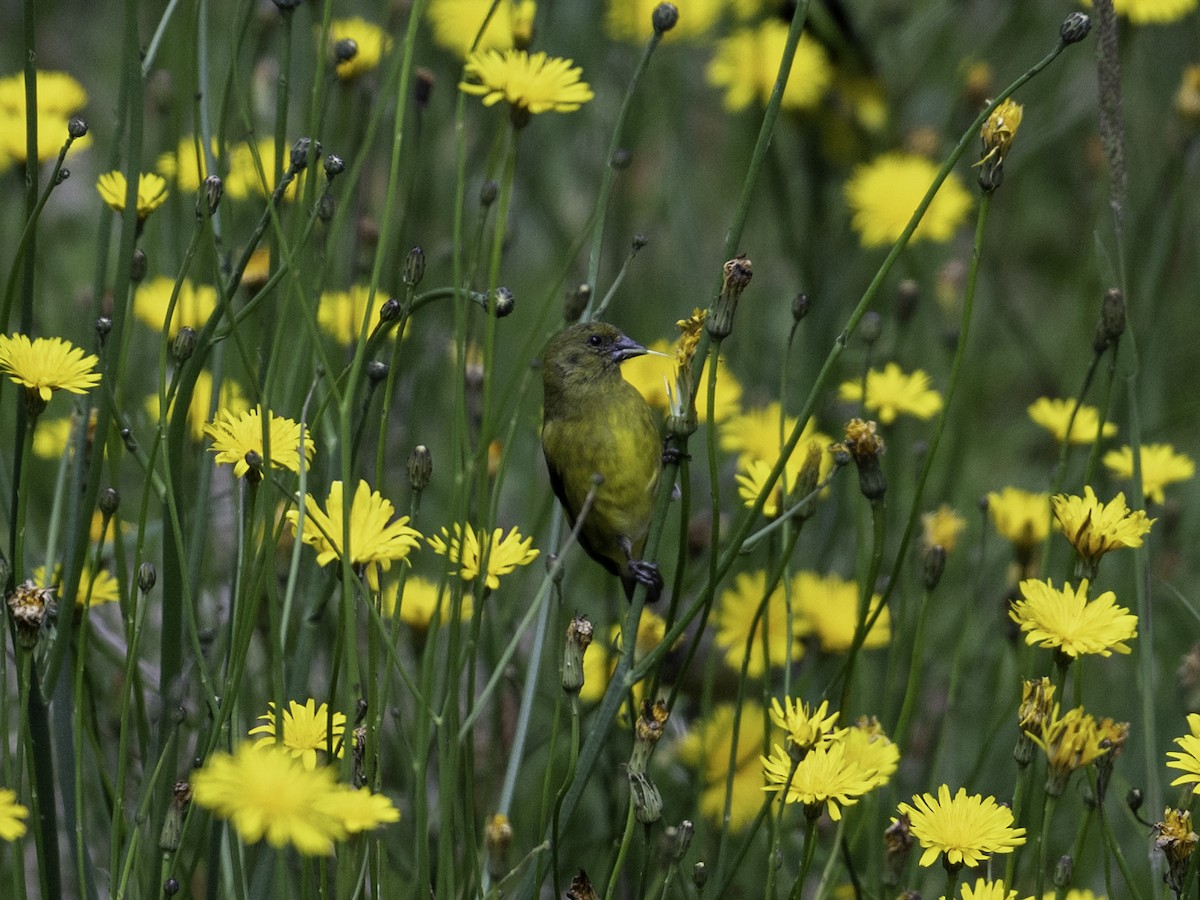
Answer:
[540,322,664,601]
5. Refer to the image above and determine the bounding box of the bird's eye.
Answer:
[587,334,603,347]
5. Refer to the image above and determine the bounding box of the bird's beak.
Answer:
[610,334,647,363]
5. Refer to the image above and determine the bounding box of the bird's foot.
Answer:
[661,445,689,466]
[629,560,663,603]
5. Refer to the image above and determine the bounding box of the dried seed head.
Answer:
[562,615,593,694]
[7,581,56,650]
[707,255,753,339]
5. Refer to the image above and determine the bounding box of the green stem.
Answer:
[787,816,821,900]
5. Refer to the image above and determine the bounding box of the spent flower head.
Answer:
[1154,807,1199,896]
[1014,677,1056,767]
[428,523,539,590]
[838,363,944,424]
[205,406,315,480]
[897,785,1027,869]
[1102,443,1195,504]
[1009,578,1137,658]
[249,699,346,770]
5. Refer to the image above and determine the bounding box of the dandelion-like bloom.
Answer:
[1052,486,1154,574]
[1102,443,1195,504]
[459,49,594,122]
[579,612,667,705]
[317,785,401,833]
[0,333,101,404]
[922,505,967,553]
[720,404,835,512]
[623,338,742,424]
[428,523,539,590]
[1027,397,1116,444]
[328,18,392,79]
[380,576,473,629]
[287,480,423,591]
[707,24,832,112]
[1106,0,1197,24]
[677,704,778,830]
[427,0,536,57]
[134,276,217,337]
[844,152,973,248]
[952,878,1024,900]
[223,138,307,201]
[842,717,900,790]
[0,70,90,163]
[0,788,28,841]
[714,570,806,677]
[898,785,1027,868]
[1009,578,1137,658]
[837,363,944,424]
[318,285,401,345]
[761,741,877,821]
[769,697,843,755]
[249,699,346,770]
[33,564,121,608]
[987,487,1050,551]
[792,570,890,653]
[147,370,249,443]
[96,171,168,220]
[1165,713,1200,793]
[205,406,315,480]
[607,0,722,41]
[156,135,215,192]
[1029,705,1108,796]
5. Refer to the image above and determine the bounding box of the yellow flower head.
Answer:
[762,741,878,821]
[33,564,121,608]
[1029,705,1108,796]
[844,152,973,248]
[204,406,315,480]
[459,49,594,122]
[428,523,539,590]
[720,404,834,497]
[156,135,216,192]
[714,570,806,677]
[677,703,777,830]
[1104,0,1198,24]
[381,576,473,629]
[0,333,101,404]
[623,338,742,424]
[134,276,218,337]
[1016,677,1056,736]
[318,285,404,345]
[223,139,308,201]
[707,24,832,113]
[978,98,1023,166]
[1052,486,1154,572]
[248,699,346,770]
[287,480,423,591]
[96,170,169,220]
[922,504,967,553]
[953,878,1025,900]
[768,697,843,755]
[1027,397,1117,445]
[0,788,29,842]
[1165,713,1200,793]
[1154,807,1199,866]
[147,371,249,443]
[0,70,90,164]
[1178,64,1200,123]
[1009,577,1137,658]
[841,717,900,790]
[1102,443,1195,504]
[316,785,400,834]
[838,363,944,425]
[328,18,392,80]
[578,613,668,705]
[987,487,1050,550]
[607,0,722,41]
[427,0,536,58]
[897,784,1027,868]
[32,409,96,460]
[792,570,890,653]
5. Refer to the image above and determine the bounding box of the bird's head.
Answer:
[541,322,647,391]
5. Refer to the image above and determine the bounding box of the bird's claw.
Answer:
[661,446,689,466]
[629,560,663,603]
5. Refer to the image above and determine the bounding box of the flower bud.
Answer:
[333,38,359,65]
[99,487,120,518]
[1053,855,1073,889]
[491,287,515,317]
[1060,12,1091,44]
[131,248,148,284]
[317,193,335,223]
[479,179,498,207]
[562,615,593,694]
[408,444,433,493]
[921,543,946,591]
[632,232,648,251]
[159,781,192,851]
[895,279,919,325]
[403,246,426,288]
[692,862,708,890]
[96,316,113,341]
[324,154,345,180]
[289,137,320,172]
[164,879,179,896]
[611,147,632,169]
[138,562,157,594]
[55,168,70,185]
[243,449,264,484]
[366,360,388,385]
[379,298,401,322]
[859,311,883,346]
[485,812,512,878]
[414,68,436,109]
[173,326,197,364]
[791,292,811,323]
[883,814,913,888]
[652,2,679,34]
[662,820,693,863]
[564,283,590,322]
[68,117,88,139]
[201,175,223,216]
[1093,287,1125,353]
[707,255,753,339]
[629,770,663,824]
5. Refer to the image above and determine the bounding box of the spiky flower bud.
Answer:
[99,487,120,518]
[68,116,88,139]
[138,562,157,594]
[201,175,223,216]
[403,246,426,287]
[652,2,679,34]
[491,287,515,318]
[921,543,947,591]
[408,444,433,493]
[707,255,753,339]
[173,326,197,364]
[324,154,345,180]
[1060,12,1091,44]
[289,137,320,172]
[562,615,593,694]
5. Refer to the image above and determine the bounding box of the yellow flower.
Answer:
[318,285,402,345]
[1028,705,1108,796]
[606,0,722,41]
[769,697,843,754]
[96,171,169,220]
[978,99,1023,166]
[1052,486,1154,571]
[328,18,392,80]
[922,504,967,553]
[720,404,835,498]
[1102,443,1195,504]
[1009,578,1137,658]
[0,788,28,841]
[1177,64,1200,123]
[623,339,743,424]
[249,699,346,770]
[459,49,594,121]
[707,24,832,112]
[156,135,216,192]
[0,70,90,164]
[33,564,121,608]
[844,152,973,248]
[287,480,423,591]
[1041,891,1103,900]
[761,741,877,821]
[204,406,315,479]
[839,363,944,425]
[713,570,806,677]
[32,408,96,459]
[952,878,1027,900]
[1154,808,1198,896]
[792,570,889,653]
[987,487,1050,550]
[147,371,249,443]
[380,576,473,629]
[898,784,1027,868]
[1166,713,1200,793]
[841,717,900,790]
[1105,0,1198,24]
[677,704,777,830]
[1027,397,1117,444]
[134,276,218,337]
[579,613,667,705]
[427,0,536,58]
[316,785,401,834]
[0,333,101,403]
[224,139,307,201]
[428,523,539,590]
